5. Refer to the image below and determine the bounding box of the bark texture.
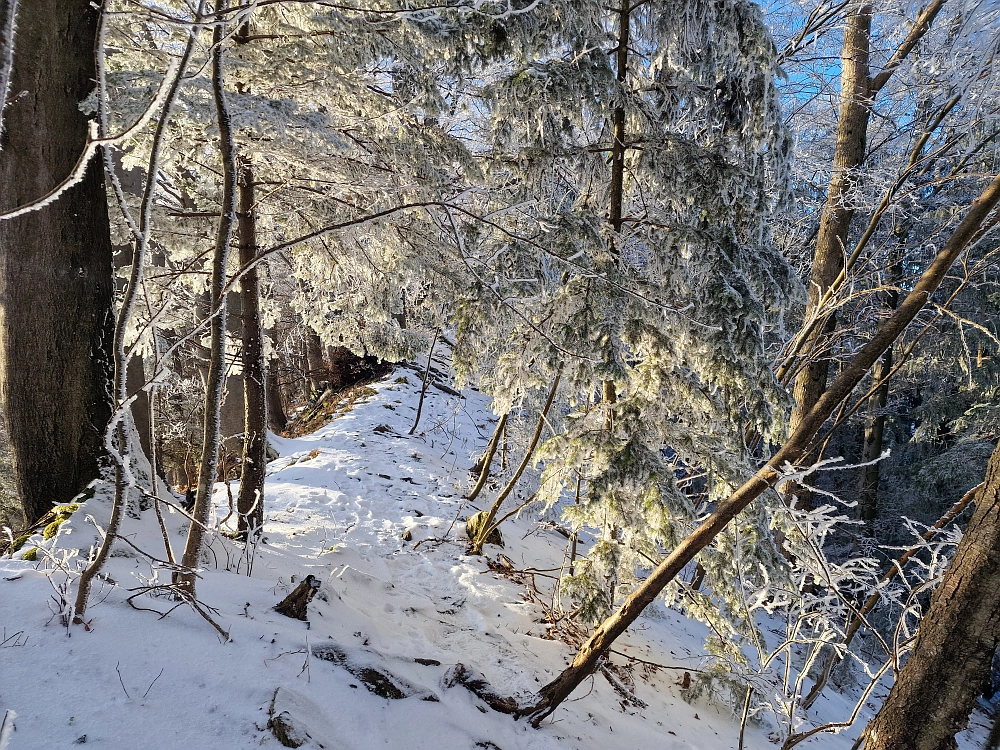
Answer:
[126,353,152,463]
[237,160,266,538]
[0,0,114,524]
[0,0,16,143]
[863,439,1000,750]
[788,5,872,510]
[265,364,287,433]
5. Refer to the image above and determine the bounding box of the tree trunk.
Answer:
[305,328,326,394]
[236,158,266,539]
[608,0,630,239]
[126,353,153,464]
[0,0,17,144]
[409,330,438,435]
[470,366,561,555]
[467,413,509,503]
[862,438,1000,750]
[784,0,946,508]
[176,8,236,594]
[858,250,902,534]
[265,363,287,433]
[521,172,1000,725]
[787,5,872,510]
[0,0,115,525]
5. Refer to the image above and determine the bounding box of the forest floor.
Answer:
[0,355,993,749]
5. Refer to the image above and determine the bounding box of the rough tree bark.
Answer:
[177,8,237,594]
[521,172,1000,725]
[787,5,872,510]
[862,438,1000,750]
[0,0,115,525]
[0,0,16,143]
[236,158,267,539]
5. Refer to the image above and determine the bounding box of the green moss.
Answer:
[9,534,30,553]
[466,511,503,548]
[22,547,38,561]
[42,503,79,539]
[393,376,410,385]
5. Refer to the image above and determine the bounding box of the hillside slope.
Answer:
[0,360,991,749]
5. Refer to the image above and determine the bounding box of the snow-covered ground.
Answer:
[0,360,992,749]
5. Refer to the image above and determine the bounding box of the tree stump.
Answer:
[274,575,320,620]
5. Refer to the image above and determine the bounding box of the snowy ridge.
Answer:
[0,364,989,749]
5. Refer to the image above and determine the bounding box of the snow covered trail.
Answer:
[2,363,986,749]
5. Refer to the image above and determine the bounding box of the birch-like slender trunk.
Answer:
[176,7,237,595]
[470,366,562,555]
[467,413,509,503]
[409,331,438,435]
[521,172,1000,725]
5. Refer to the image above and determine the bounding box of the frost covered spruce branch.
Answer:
[520,171,1000,725]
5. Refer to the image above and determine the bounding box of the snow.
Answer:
[0,362,991,749]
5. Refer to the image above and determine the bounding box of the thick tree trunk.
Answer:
[862,439,1000,750]
[237,159,266,538]
[177,9,236,594]
[787,5,872,510]
[521,172,1000,725]
[784,0,945,508]
[0,0,115,525]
